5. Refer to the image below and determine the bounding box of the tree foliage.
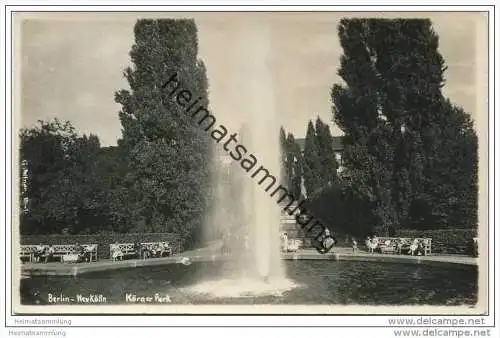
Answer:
[279,126,304,200]
[331,18,478,233]
[314,117,339,188]
[114,19,212,248]
[19,119,106,234]
[302,118,339,198]
[303,121,322,197]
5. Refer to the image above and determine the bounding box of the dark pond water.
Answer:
[20,260,477,306]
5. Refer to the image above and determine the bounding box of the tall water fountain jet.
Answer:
[188,18,296,298]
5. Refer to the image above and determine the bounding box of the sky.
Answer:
[17,12,488,146]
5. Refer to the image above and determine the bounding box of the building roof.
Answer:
[295,136,344,152]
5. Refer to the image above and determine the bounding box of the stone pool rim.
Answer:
[20,251,478,277]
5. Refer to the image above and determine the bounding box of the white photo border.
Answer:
[1,1,497,329]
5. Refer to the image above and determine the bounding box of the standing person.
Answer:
[282,232,288,253]
[157,242,165,257]
[141,243,151,259]
[34,243,45,263]
[409,239,419,256]
[352,238,358,254]
[396,238,404,255]
[366,236,375,253]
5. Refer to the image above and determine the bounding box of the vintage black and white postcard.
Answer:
[4,6,495,331]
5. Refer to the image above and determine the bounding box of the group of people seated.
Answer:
[110,241,171,261]
[31,243,94,263]
[280,229,337,253]
[32,244,55,263]
[363,236,429,256]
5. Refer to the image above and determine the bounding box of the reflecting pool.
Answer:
[20,260,477,306]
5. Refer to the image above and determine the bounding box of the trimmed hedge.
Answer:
[395,229,477,255]
[20,233,183,260]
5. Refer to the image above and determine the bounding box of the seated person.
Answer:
[80,245,93,262]
[396,238,406,254]
[111,243,124,261]
[44,245,55,263]
[74,243,86,262]
[287,239,298,252]
[151,244,161,258]
[157,242,165,257]
[133,242,142,259]
[281,233,288,253]
[416,242,424,256]
[137,242,150,259]
[330,232,338,246]
[161,242,171,257]
[409,239,419,256]
[34,243,45,262]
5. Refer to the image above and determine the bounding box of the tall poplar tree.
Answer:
[115,19,212,247]
[332,18,478,232]
[279,127,303,200]
[314,117,339,187]
[332,19,398,231]
[279,126,290,188]
[286,132,304,200]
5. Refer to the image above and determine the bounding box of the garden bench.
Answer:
[21,244,98,263]
[109,243,137,260]
[141,242,173,258]
[377,238,397,254]
[53,244,98,263]
[414,238,432,256]
[377,237,432,256]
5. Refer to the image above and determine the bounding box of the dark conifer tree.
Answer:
[332,19,398,231]
[303,120,322,198]
[285,132,303,200]
[314,117,339,188]
[279,126,290,188]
